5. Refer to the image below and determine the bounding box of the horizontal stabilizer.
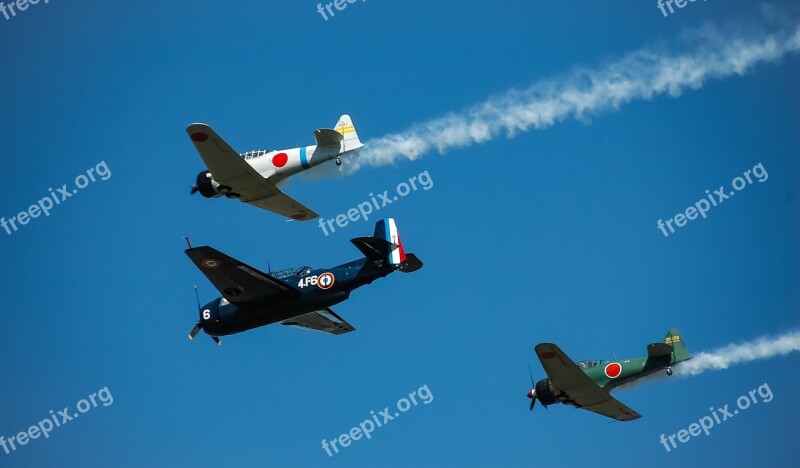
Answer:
[647,342,673,358]
[314,128,345,147]
[351,237,395,261]
[399,253,423,273]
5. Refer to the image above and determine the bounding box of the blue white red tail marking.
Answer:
[374,218,407,265]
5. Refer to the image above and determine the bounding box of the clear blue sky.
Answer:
[1,1,798,467]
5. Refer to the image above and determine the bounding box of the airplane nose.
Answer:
[527,389,535,399]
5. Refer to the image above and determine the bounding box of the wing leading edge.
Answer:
[185,246,300,305]
[534,343,641,421]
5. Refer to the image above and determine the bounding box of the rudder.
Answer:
[373,218,406,266]
[665,328,692,363]
[334,114,364,151]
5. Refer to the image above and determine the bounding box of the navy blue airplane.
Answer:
[185,218,422,345]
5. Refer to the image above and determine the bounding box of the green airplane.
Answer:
[527,328,692,421]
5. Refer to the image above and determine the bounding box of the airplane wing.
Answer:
[280,308,355,335]
[535,343,641,421]
[186,246,300,306]
[187,123,318,221]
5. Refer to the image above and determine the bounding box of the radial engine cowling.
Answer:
[535,379,556,406]
[195,170,222,198]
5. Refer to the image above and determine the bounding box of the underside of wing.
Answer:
[577,395,641,421]
[535,343,641,421]
[248,191,318,221]
[186,246,299,305]
[280,308,355,335]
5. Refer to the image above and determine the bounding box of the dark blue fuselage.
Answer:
[200,258,394,337]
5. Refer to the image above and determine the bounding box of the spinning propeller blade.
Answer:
[188,323,201,340]
[528,365,537,411]
[188,286,204,341]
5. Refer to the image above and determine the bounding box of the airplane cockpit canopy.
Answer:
[576,360,609,369]
[240,149,274,160]
[269,266,315,282]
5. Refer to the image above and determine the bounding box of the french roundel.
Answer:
[317,272,335,290]
[604,362,622,379]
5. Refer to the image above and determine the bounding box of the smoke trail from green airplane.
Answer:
[675,330,800,377]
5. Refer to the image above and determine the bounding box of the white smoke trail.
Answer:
[347,14,800,172]
[615,330,800,391]
[675,330,800,377]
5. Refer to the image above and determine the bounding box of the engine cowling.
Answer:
[195,170,222,198]
[535,378,556,406]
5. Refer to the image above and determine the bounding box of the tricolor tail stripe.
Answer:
[375,218,406,265]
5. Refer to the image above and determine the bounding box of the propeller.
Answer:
[189,322,202,340]
[527,366,537,411]
[190,184,199,195]
[188,285,203,340]
[188,285,221,345]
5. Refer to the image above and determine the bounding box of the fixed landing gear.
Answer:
[666,367,673,376]
[335,157,342,166]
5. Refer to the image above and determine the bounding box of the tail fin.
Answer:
[664,328,692,363]
[334,114,364,152]
[350,218,422,272]
[374,218,406,265]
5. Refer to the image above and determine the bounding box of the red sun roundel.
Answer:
[272,153,288,168]
[604,362,622,379]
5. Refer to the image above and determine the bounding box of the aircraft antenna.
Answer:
[184,236,192,249]
[193,285,201,311]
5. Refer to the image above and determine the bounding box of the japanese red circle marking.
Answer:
[202,259,220,269]
[317,272,335,290]
[272,152,288,167]
[541,351,556,359]
[190,132,208,142]
[604,362,622,379]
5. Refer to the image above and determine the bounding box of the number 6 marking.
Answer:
[203,309,211,320]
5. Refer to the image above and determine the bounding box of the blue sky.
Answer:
[1,1,798,466]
